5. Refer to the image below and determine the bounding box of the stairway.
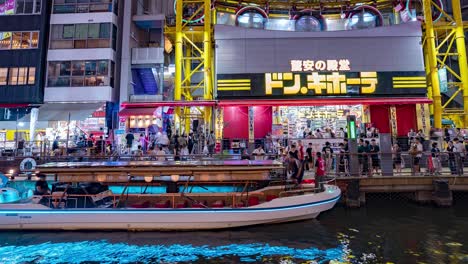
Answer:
[131,68,158,95]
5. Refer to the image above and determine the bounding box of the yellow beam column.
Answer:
[203,0,213,131]
[452,0,468,126]
[174,0,184,132]
[422,0,442,128]
[184,46,192,133]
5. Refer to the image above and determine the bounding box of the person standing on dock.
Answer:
[314,152,326,192]
[369,139,380,176]
[453,138,465,175]
[410,137,423,176]
[446,141,457,175]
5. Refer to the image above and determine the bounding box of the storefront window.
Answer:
[0,68,7,85]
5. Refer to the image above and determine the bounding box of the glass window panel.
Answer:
[48,62,61,79]
[99,23,110,38]
[31,32,39,48]
[97,60,108,76]
[63,25,75,39]
[17,67,27,85]
[34,0,41,13]
[8,68,18,85]
[87,39,109,48]
[85,76,97,86]
[0,33,11,49]
[75,24,88,39]
[89,4,109,12]
[85,61,97,76]
[16,1,25,14]
[59,61,71,76]
[71,76,84,86]
[21,32,31,49]
[76,4,89,13]
[88,24,99,38]
[53,5,75,14]
[74,40,86,48]
[95,76,109,86]
[57,77,70,86]
[0,68,7,85]
[51,25,63,40]
[72,61,85,76]
[11,32,22,49]
[50,40,73,49]
[28,67,36,85]
[24,1,34,13]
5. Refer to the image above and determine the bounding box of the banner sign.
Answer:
[217,71,427,99]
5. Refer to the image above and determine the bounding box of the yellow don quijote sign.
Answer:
[265,72,378,96]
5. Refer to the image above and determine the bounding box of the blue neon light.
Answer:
[0,195,341,215]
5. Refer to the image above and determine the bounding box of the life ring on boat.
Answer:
[19,158,37,172]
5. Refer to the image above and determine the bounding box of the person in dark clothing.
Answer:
[306,143,313,171]
[188,132,194,154]
[52,136,60,151]
[125,133,134,151]
[369,139,380,175]
[95,136,105,154]
[34,174,50,195]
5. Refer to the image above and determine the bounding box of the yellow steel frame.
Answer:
[173,0,213,133]
[422,0,468,128]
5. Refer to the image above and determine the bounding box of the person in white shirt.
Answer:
[453,138,465,173]
[156,146,166,161]
[252,145,266,160]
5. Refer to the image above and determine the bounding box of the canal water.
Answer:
[1,195,468,264]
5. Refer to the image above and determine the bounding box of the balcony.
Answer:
[132,47,164,65]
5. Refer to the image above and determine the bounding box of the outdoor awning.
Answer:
[217,98,432,107]
[121,100,217,108]
[119,107,157,117]
[20,103,104,121]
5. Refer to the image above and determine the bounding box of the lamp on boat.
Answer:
[171,175,180,182]
[96,174,106,182]
[144,176,153,183]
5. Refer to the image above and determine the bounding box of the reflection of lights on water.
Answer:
[0,241,346,263]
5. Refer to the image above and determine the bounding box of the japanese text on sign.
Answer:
[265,72,378,95]
[290,59,351,72]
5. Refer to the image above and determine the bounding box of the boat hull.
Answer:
[0,186,340,231]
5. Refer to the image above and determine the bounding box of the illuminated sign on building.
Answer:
[290,59,351,72]
[266,72,377,95]
[216,71,427,99]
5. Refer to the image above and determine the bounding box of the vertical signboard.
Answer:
[248,106,254,143]
[416,104,430,136]
[438,67,448,93]
[389,106,397,139]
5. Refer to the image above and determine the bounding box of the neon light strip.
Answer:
[0,195,341,215]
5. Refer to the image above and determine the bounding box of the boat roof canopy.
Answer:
[36,160,283,183]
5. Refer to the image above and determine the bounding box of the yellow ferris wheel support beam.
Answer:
[174,0,214,134]
[422,0,468,128]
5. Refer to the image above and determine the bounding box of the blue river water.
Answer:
[1,195,468,264]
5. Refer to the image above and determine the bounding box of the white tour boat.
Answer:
[0,160,341,230]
